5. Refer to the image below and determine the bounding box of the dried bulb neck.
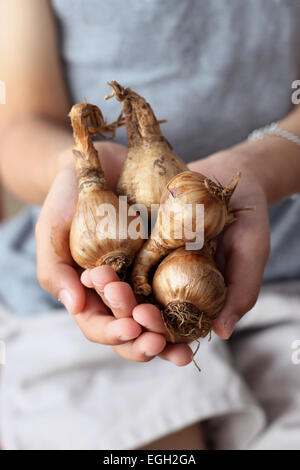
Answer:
[70,100,123,144]
[73,149,107,193]
[204,172,241,205]
[100,253,132,280]
[69,102,109,193]
[123,100,142,148]
[106,80,169,147]
[163,301,212,342]
[106,81,141,147]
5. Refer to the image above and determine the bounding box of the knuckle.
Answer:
[112,346,152,363]
[36,265,57,299]
[237,293,258,316]
[36,267,50,291]
[83,330,96,343]
[82,327,109,344]
[139,356,153,363]
[131,355,152,363]
[246,294,258,312]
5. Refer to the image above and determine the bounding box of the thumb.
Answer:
[35,164,85,314]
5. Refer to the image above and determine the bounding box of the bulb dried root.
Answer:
[151,246,226,366]
[163,302,213,343]
[100,253,132,280]
[191,340,201,373]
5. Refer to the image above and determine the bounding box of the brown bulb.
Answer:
[152,244,226,343]
[131,170,240,295]
[105,81,188,216]
[69,101,144,278]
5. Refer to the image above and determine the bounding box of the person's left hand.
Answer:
[189,149,270,338]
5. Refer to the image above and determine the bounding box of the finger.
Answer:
[73,289,142,345]
[89,265,120,292]
[132,304,166,334]
[102,281,137,318]
[113,331,166,362]
[35,165,86,314]
[133,305,194,366]
[213,212,270,339]
[159,343,193,366]
[81,269,94,288]
[86,259,138,319]
[89,265,120,309]
[213,249,263,339]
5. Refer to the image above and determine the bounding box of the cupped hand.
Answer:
[35,141,192,366]
[81,266,193,365]
[37,142,268,366]
[189,150,270,339]
[79,146,270,357]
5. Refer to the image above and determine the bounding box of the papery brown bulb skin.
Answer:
[131,170,240,296]
[106,81,188,215]
[70,189,144,276]
[158,171,233,244]
[117,140,187,212]
[152,246,226,343]
[69,101,144,277]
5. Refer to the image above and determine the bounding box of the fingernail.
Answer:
[224,315,239,338]
[92,281,105,292]
[81,269,92,288]
[120,335,134,342]
[90,271,105,292]
[104,294,122,309]
[144,351,156,358]
[58,289,74,313]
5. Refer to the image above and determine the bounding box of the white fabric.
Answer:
[0,283,300,450]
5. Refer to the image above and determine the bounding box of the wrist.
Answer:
[221,142,269,187]
[229,136,300,204]
[190,147,263,191]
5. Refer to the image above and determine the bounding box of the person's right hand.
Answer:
[35,142,193,366]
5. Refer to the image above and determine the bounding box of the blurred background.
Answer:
[0,184,23,219]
